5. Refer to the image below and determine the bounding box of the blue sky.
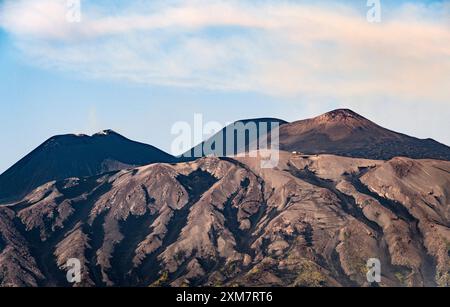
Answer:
[0,0,449,173]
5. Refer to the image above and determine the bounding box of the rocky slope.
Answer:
[1,152,449,287]
[0,130,176,203]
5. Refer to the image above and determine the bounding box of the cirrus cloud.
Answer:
[1,0,449,103]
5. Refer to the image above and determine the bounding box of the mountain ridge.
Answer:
[2,109,450,204]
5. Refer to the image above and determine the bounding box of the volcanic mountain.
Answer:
[182,118,287,159]
[0,130,176,203]
[278,109,450,161]
[0,110,449,288]
[185,109,450,161]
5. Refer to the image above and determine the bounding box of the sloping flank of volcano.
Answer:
[278,109,450,161]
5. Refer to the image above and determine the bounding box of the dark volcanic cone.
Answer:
[0,130,176,203]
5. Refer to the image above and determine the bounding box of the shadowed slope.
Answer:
[0,130,176,203]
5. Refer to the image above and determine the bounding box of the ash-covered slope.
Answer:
[278,109,450,161]
[0,130,176,203]
[1,153,449,287]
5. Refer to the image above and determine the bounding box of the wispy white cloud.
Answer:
[86,106,100,134]
[1,0,449,103]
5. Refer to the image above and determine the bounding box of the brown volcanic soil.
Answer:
[278,109,450,161]
[0,153,449,287]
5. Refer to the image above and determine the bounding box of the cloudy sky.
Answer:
[0,0,449,173]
